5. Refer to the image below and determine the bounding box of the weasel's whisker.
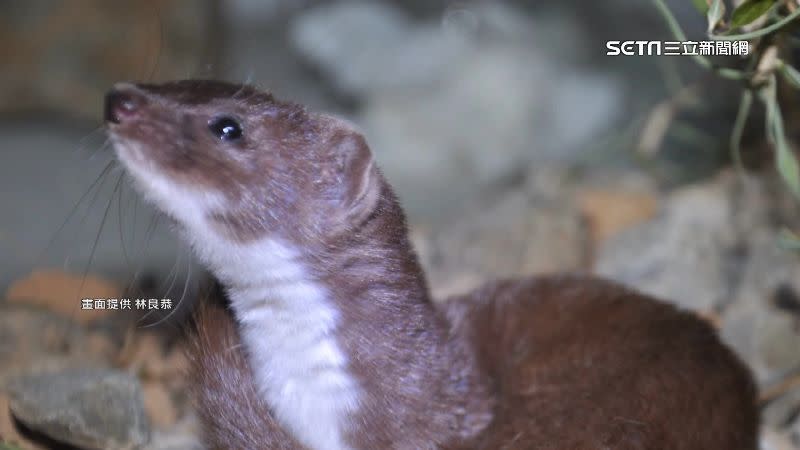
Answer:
[35,159,115,267]
[75,172,125,300]
[117,176,133,270]
[140,252,191,329]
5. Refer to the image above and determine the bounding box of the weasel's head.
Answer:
[105,80,381,250]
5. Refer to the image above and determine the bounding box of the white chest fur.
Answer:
[207,238,360,450]
[113,139,361,449]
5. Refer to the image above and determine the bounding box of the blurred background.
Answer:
[1,0,799,449]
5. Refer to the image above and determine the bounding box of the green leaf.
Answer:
[730,0,777,29]
[779,62,800,89]
[730,90,753,172]
[708,0,726,32]
[692,0,710,14]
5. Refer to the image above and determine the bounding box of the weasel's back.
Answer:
[443,275,759,450]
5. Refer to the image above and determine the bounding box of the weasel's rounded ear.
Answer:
[329,131,381,225]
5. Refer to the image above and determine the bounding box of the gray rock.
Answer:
[0,305,105,385]
[141,412,201,449]
[762,387,800,428]
[596,173,740,311]
[760,428,797,450]
[416,173,589,299]
[290,1,470,95]
[7,369,150,450]
[290,2,623,220]
[144,431,202,450]
[720,231,800,384]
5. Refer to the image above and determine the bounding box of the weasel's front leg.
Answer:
[186,303,307,450]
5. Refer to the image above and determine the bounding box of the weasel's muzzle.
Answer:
[105,85,145,124]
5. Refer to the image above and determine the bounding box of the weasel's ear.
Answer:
[329,131,381,225]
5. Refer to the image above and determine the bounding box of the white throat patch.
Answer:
[223,239,359,450]
[114,137,360,450]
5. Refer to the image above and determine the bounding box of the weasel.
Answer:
[105,80,759,450]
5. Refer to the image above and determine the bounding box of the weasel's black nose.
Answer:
[104,86,145,124]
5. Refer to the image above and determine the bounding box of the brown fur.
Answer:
[444,276,759,449]
[108,80,759,449]
[187,302,307,450]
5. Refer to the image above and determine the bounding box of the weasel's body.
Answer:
[105,80,758,449]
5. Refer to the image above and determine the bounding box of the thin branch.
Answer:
[730,89,753,172]
[650,0,749,80]
[712,7,800,41]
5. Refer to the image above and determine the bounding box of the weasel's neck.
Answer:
[199,193,493,450]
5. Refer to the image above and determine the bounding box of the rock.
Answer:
[762,386,800,428]
[720,231,800,384]
[417,178,589,299]
[577,189,658,246]
[0,304,108,384]
[143,415,202,450]
[596,172,742,311]
[760,428,797,450]
[142,382,178,429]
[0,392,48,450]
[117,332,188,380]
[290,1,623,220]
[6,369,149,449]
[144,431,203,450]
[6,269,122,323]
[290,1,470,96]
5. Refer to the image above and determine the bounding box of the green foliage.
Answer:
[692,0,710,14]
[779,61,800,88]
[654,0,800,246]
[764,80,800,197]
[668,0,800,200]
[730,0,778,28]
[707,0,726,32]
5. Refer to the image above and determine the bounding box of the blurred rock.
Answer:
[291,1,469,95]
[761,428,797,450]
[291,1,623,219]
[7,369,150,449]
[577,189,658,246]
[721,232,800,384]
[763,386,800,428]
[6,269,122,323]
[0,304,109,385]
[0,392,47,450]
[416,168,589,299]
[143,415,202,450]
[143,382,178,429]
[145,432,203,450]
[596,172,740,311]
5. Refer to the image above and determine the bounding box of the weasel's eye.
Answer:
[208,116,243,141]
